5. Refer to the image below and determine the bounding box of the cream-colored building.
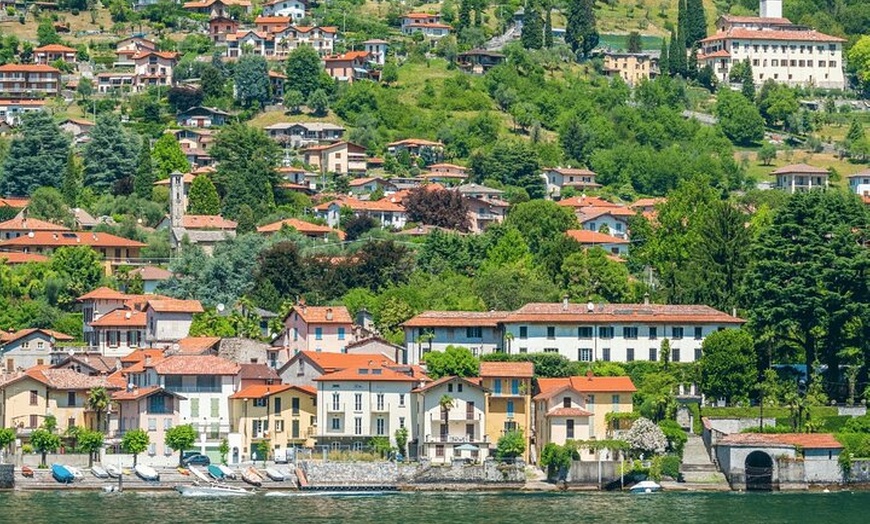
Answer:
[228,384,317,461]
[534,374,636,461]
[302,141,367,175]
[110,385,184,459]
[413,376,490,463]
[602,53,657,86]
[480,361,533,462]
[771,163,830,193]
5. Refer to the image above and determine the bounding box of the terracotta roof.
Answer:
[0,328,73,344]
[0,197,29,208]
[152,355,240,375]
[505,302,743,324]
[557,196,621,209]
[546,167,596,176]
[289,351,396,374]
[53,354,118,374]
[404,13,439,19]
[0,252,49,264]
[413,375,485,393]
[315,364,428,382]
[566,229,630,244]
[718,433,842,450]
[479,361,534,378]
[77,286,129,301]
[88,308,147,328]
[0,217,69,232]
[387,138,444,148]
[255,16,292,24]
[289,305,353,324]
[25,368,116,390]
[257,218,343,238]
[700,28,845,43]
[547,407,593,417]
[0,64,60,73]
[698,49,731,60]
[536,375,637,398]
[771,163,831,175]
[34,44,77,53]
[578,206,637,221]
[175,336,221,354]
[630,198,666,209]
[0,231,146,249]
[324,51,370,62]
[112,385,182,401]
[719,15,791,25]
[238,363,280,381]
[349,176,390,187]
[120,348,164,364]
[131,51,179,61]
[402,311,509,328]
[181,215,237,230]
[154,172,197,185]
[147,299,204,314]
[408,22,452,29]
[130,265,172,280]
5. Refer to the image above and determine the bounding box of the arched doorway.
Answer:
[745,450,773,491]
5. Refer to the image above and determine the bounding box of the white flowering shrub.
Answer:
[625,417,667,456]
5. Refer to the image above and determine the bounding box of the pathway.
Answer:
[678,434,730,489]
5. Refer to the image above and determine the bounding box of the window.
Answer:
[602,348,611,362]
[672,327,684,339]
[829,61,836,67]
[772,59,779,67]
[623,327,638,339]
[331,393,340,411]
[275,420,284,433]
[399,394,405,407]
[649,327,657,340]
[37,341,44,349]
[544,348,558,353]
[506,400,514,417]
[493,379,502,394]
[752,59,759,66]
[671,348,681,363]
[274,397,282,413]
[399,416,405,429]
[566,419,575,439]
[695,348,702,361]
[354,393,362,412]
[190,398,199,417]
[599,327,614,339]
[694,327,703,340]
[511,379,520,395]
[578,327,592,339]
[563,397,571,408]
[626,348,635,362]
[67,392,76,407]
[211,398,219,418]
[519,347,528,354]
[331,417,340,430]
[546,326,556,339]
[354,417,362,435]
[254,398,267,408]
[458,383,463,393]
[649,348,657,361]
[148,417,157,431]
[376,393,385,410]
[164,418,173,430]
[578,348,592,362]
[435,445,444,457]
[337,327,345,341]
[29,415,38,428]
[30,390,38,405]
[466,326,482,339]
[612,395,620,409]
[315,327,323,340]
[108,330,118,348]
[376,418,385,435]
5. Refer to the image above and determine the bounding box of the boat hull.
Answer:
[207,465,225,480]
[51,464,75,484]
[134,465,160,481]
[176,485,254,497]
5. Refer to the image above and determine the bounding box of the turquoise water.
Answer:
[0,490,865,523]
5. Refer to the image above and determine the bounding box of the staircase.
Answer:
[680,435,729,486]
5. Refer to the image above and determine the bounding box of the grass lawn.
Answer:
[736,149,867,185]
[703,406,839,419]
[248,108,346,129]
[0,10,117,45]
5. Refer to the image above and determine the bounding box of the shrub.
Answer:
[657,419,687,457]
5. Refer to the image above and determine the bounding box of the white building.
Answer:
[771,163,830,193]
[145,299,204,345]
[566,229,630,257]
[542,167,601,199]
[846,171,870,201]
[314,362,428,450]
[261,0,306,19]
[698,0,845,89]
[402,311,508,365]
[278,304,355,357]
[362,39,389,66]
[79,287,136,349]
[413,376,490,463]
[89,308,148,358]
[0,329,73,372]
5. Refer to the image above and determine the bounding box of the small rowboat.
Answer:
[21,465,34,478]
[207,464,225,480]
[91,465,110,479]
[67,466,84,481]
[217,464,236,479]
[134,464,160,481]
[188,466,211,483]
[176,484,255,497]
[105,464,122,478]
[241,466,263,487]
[51,464,75,484]
[265,467,285,481]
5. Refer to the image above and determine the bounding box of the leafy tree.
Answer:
[728,60,755,100]
[165,424,197,466]
[235,54,271,108]
[344,215,379,241]
[625,417,667,456]
[405,187,470,231]
[200,64,227,99]
[658,37,670,78]
[562,247,631,302]
[27,187,74,226]
[285,45,325,98]
[845,118,866,148]
[422,345,479,379]
[283,89,304,113]
[251,241,303,312]
[134,142,156,199]
[685,0,707,46]
[30,428,61,466]
[505,200,578,254]
[86,387,110,432]
[83,113,139,193]
[307,89,329,116]
[757,80,798,128]
[219,438,230,464]
[1,111,70,196]
[211,123,280,218]
[758,143,777,166]
[61,152,83,208]
[37,19,60,46]
[543,2,553,48]
[714,89,764,146]
[521,2,544,50]
[167,86,204,112]
[560,112,615,167]
[657,419,688,456]
[151,134,190,179]
[0,427,15,459]
[699,329,756,405]
[77,429,104,467]
[394,427,409,458]
[381,61,399,85]
[565,0,598,56]
[469,140,543,199]
[187,175,221,215]
[848,35,870,94]
[50,246,104,306]
[496,429,526,460]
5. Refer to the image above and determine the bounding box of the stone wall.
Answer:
[847,460,870,483]
[838,406,867,417]
[0,463,13,489]
[410,459,526,484]
[300,461,403,486]
[776,456,807,490]
[299,459,526,486]
[565,460,621,485]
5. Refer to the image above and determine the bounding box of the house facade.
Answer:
[145,299,204,345]
[0,64,61,98]
[110,386,184,460]
[89,308,148,358]
[314,197,407,229]
[602,52,657,85]
[1,329,74,372]
[847,171,870,201]
[262,0,307,19]
[302,141,367,175]
[402,311,508,365]
[566,229,630,257]
[277,351,397,388]
[480,362,534,462]
[228,384,317,461]
[33,44,77,65]
[542,168,600,199]
[177,106,230,128]
[265,122,345,147]
[414,376,490,463]
[772,163,830,193]
[280,304,354,355]
[132,51,178,91]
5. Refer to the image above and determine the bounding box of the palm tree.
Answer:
[439,394,454,441]
[87,387,110,432]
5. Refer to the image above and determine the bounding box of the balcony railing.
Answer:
[327,403,345,413]
[165,386,221,393]
[425,434,490,444]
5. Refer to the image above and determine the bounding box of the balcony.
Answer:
[371,402,390,413]
[327,403,345,413]
[424,434,490,444]
[165,386,221,393]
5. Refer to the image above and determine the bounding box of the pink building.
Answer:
[112,385,184,459]
[280,302,354,355]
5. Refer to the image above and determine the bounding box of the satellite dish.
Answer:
[216,303,225,313]
[27,231,34,238]
[586,302,594,312]
[125,311,132,319]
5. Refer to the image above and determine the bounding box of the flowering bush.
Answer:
[625,417,667,456]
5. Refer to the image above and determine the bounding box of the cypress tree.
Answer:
[544,2,553,48]
[458,0,471,31]
[521,2,544,50]
[187,174,222,216]
[686,0,707,46]
[659,36,670,76]
[566,0,599,57]
[61,152,82,208]
[687,44,699,79]
[134,142,155,199]
[668,30,687,76]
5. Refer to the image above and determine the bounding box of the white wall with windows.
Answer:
[404,326,502,365]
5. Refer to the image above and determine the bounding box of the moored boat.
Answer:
[265,467,285,481]
[217,464,236,479]
[21,465,34,478]
[629,480,662,493]
[67,466,84,481]
[105,464,122,478]
[176,484,255,497]
[134,464,160,481]
[241,466,263,487]
[91,465,109,479]
[51,464,75,484]
[188,466,211,483]
[207,464,225,480]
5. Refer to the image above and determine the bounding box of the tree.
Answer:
[847,35,870,94]
[121,428,150,466]
[559,112,615,167]
[565,0,598,56]
[257,439,270,467]
[83,113,139,193]
[134,142,156,199]
[729,60,755,99]
[77,429,104,467]
[151,134,190,179]
[62,152,83,208]
[626,31,642,53]
[211,123,280,218]
[543,2,553,48]
[165,424,197,466]
[285,45,324,98]
[562,247,631,302]
[625,417,667,456]
[714,89,765,146]
[0,427,14,461]
[496,429,526,460]
[283,89,304,113]
[757,81,798,128]
[187,175,221,215]
[307,89,329,116]
[469,140,544,199]
[86,387,110,432]
[758,143,777,166]
[845,118,866,148]
[167,86,204,112]
[658,37,670,78]
[505,200,578,254]
[404,187,470,231]
[200,64,227,99]
[381,61,399,85]
[219,438,230,464]
[50,246,104,306]
[668,30,686,77]
[344,215,379,241]
[422,345,479,379]
[37,19,60,46]
[521,2,544,50]
[30,428,61,467]
[235,54,271,108]
[699,329,757,405]
[1,111,70,196]
[251,241,303,312]
[685,0,707,46]
[27,187,74,226]
[394,427,409,458]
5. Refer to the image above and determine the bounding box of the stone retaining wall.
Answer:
[0,463,14,489]
[299,461,404,486]
[300,460,526,486]
[410,460,526,484]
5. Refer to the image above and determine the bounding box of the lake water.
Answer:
[0,490,865,524]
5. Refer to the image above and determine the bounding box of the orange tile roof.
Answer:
[0,328,73,344]
[131,51,179,61]
[506,302,743,324]
[290,305,353,324]
[293,351,396,374]
[413,375,485,393]
[771,163,831,175]
[0,197,29,208]
[0,252,48,264]
[566,229,630,244]
[479,361,534,378]
[77,286,129,301]
[408,22,452,29]
[324,51,370,62]
[34,44,77,53]
[316,364,428,382]
[314,196,406,213]
[230,383,305,399]
[718,433,842,449]
[428,163,467,171]
[719,15,791,25]
[546,406,593,417]
[255,16,292,24]
[546,167,596,176]
[0,217,69,232]
[175,336,221,354]
[257,218,343,238]
[404,13,439,19]
[147,299,204,314]
[181,215,237,230]
[700,28,845,43]
[154,172,197,185]
[89,308,147,328]
[130,265,172,280]
[578,206,637,221]
[630,198,666,209]
[387,138,444,148]
[0,64,60,73]
[698,49,731,60]
[24,368,117,390]
[536,375,637,398]
[402,311,509,328]
[152,355,240,375]
[120,347,165,364]
[0,231,146,249]
[557,196,621,209]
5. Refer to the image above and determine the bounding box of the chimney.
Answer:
[562,295,569,311]
[732,307,737,317]
[144,355,152,366]
[586,369,594,380]
[326,307,333,321]
[643,292,650,305]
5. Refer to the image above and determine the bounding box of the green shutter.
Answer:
[190,398,199,418]
[211,398,219,418]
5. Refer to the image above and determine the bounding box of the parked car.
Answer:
[182,453,211,467]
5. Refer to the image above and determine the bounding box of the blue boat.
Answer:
[51,464,74,484]
[207,464,225,480]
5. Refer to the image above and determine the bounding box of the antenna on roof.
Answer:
[586,302,594,313]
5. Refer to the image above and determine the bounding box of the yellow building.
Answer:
[229,384,317,460]
[534,373,636,461]
[479,362,534,462]
[602,52,657,86]
[0,368,116,439]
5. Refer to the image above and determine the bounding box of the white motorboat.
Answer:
[264,467,285,481]
[629,480,662,493]
[217,464,236,479]
[67,466,84,481]
[91,466,110,479]
[176,484,255,497]
[105,464,122,479]
[188,466,212,483]
[134,464,160,481]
